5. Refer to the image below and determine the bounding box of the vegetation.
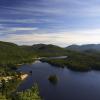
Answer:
[66,44,100,52]
[1,40,100,72]
[0,81,42,100]
[0,41,37,68]
[13,84,42,100]
[48,75,58,85]
[0,76,21,100]
[0,69,41,100]
[1,41,100,99]
[22,44,67,57]
[41,51,100,71]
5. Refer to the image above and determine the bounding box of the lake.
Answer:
[17,60,100,100]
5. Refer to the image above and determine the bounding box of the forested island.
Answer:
[1,41,100,99]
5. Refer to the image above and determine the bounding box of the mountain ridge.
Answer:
[66,44,100,52]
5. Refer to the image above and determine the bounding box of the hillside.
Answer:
[1,41,100,72]
[0,41,68,66]
[22,44,67,57]
[66,44,100,52]
[0,41,36,65]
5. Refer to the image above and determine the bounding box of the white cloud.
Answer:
[1,28,100,47]
[0,27,39,35]
[9,27,38,31]
[0,18,51,24]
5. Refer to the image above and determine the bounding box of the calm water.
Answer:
[17,60,100,100]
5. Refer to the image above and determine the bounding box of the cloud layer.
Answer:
[1,29,100,47]
[0,0,100,46]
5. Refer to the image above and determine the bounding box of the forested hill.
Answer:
[21,44,67,57]
[1,41,100,67]
[0,41,67,65]
[0,41,36,65]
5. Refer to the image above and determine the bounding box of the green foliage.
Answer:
[13,84,42,100]
[0,94,9,100]
[1,41,100,99]
[1,40,100,72]
[41,51,100,71]
[0,76,21,100]
[0,75,42,100]
[0,41,36,64]
[22,44,67,57]
[48,75,58,85]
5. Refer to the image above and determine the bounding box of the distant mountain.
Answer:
[66,44,100,52]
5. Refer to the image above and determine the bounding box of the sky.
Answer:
[0,0,100,46]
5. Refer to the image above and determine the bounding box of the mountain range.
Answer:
[1,41,100,64]
[66,44,100,52]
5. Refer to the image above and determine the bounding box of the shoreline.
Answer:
[0,73,29,82]
[20,74,29,80]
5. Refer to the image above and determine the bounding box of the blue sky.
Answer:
[0,0,100,46]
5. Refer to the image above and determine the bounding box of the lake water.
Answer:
[17,60,100,100]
